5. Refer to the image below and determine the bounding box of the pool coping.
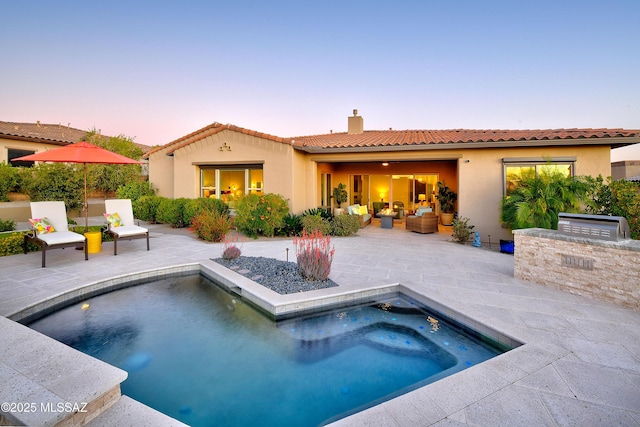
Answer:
[3,260,533,426]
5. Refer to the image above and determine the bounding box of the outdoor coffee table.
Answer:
[379,214,396,229]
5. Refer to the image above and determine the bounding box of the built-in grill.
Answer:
[557,213,631,241]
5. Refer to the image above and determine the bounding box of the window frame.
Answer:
[502,157,576,195]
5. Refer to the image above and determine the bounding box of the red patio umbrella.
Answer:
[14,141,143,231]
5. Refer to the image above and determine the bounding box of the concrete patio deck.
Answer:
[1,219,639,426]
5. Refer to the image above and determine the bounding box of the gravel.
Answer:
[211,256,339,295]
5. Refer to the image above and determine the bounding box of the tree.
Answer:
[84,129,145,195]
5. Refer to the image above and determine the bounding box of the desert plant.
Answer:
[277,213,303,236]
[190,209,232,242]
[302,207,333,220]
[293,229,335,281]
[300,214,332,236]
[0,162,19,202]
[451,217,474,243]
[331,214,361,236]
[233,193,289,238]
[332,183,348,208]
[221,234,243,259]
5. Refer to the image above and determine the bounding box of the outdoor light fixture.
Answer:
[382,162,389,167]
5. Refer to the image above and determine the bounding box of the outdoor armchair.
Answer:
[24,201,88,268]
[104,199,150,255]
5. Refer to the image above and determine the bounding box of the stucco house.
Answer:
[0,121,88,167]
[145,111,640,241]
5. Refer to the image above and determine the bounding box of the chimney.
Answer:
[348,109,363,134]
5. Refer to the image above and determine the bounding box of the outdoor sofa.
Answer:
[346,204,372,228]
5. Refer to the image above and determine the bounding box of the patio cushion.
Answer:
[415,207,433,217]
[358,205,368,215]
[104,212,123,227]
[29,218,56,234]
[107,225,149,238]
[36,230,85,245]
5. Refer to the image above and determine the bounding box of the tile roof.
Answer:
[292,128,640,151]
[0,121,87,145]
[147,123,640,157]
[145,122,291,157]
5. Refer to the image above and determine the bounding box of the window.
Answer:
[8,148,35,167]
[199,165,263,201]
[503,158,574,195]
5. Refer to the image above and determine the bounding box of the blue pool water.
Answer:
[28,275,509,426]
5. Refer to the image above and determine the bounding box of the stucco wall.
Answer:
[147,149,174,197]
[459,145,611,241]
[0,138,67,163]
[513,228,640,310]
[168,130,296,206]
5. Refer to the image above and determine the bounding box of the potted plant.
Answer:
[332,183,348,215]
[436,181,457,226]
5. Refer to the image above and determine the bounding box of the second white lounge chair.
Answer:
[104,199,150,255]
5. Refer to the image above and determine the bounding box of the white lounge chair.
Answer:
[104,199,150,255]
[24,201,88,268]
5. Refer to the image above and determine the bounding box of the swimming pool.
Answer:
[28,274,511,426]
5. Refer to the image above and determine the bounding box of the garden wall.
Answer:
[513,228,640,310]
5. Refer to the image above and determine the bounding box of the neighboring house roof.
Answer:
[0,121,87,145]
[147,122,640,157]
[0,120,151,153]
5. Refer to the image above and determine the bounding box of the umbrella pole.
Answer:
[84,163,89,232]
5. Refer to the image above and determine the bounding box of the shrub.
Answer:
[233,193,289,238]
[183,198,229,227]
[300,214,332,235]
[0,219,16,232]
[116,181,156,202]
[24,163,85,211]
[0,162,19,202]
[156,197,189,228]
[451,217,474,243]
[331,214,361,236]
[276,213,303,236]
[134,195,163,223]
[293,229,335,281]
[190,209,232,242]
[221,234,243,259]
[0,232,38,256]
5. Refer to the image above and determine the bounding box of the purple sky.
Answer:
[2,1,639,158]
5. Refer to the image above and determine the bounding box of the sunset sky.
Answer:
[1,1,639,159]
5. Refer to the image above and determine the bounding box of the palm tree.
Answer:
[500,169,589,230]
